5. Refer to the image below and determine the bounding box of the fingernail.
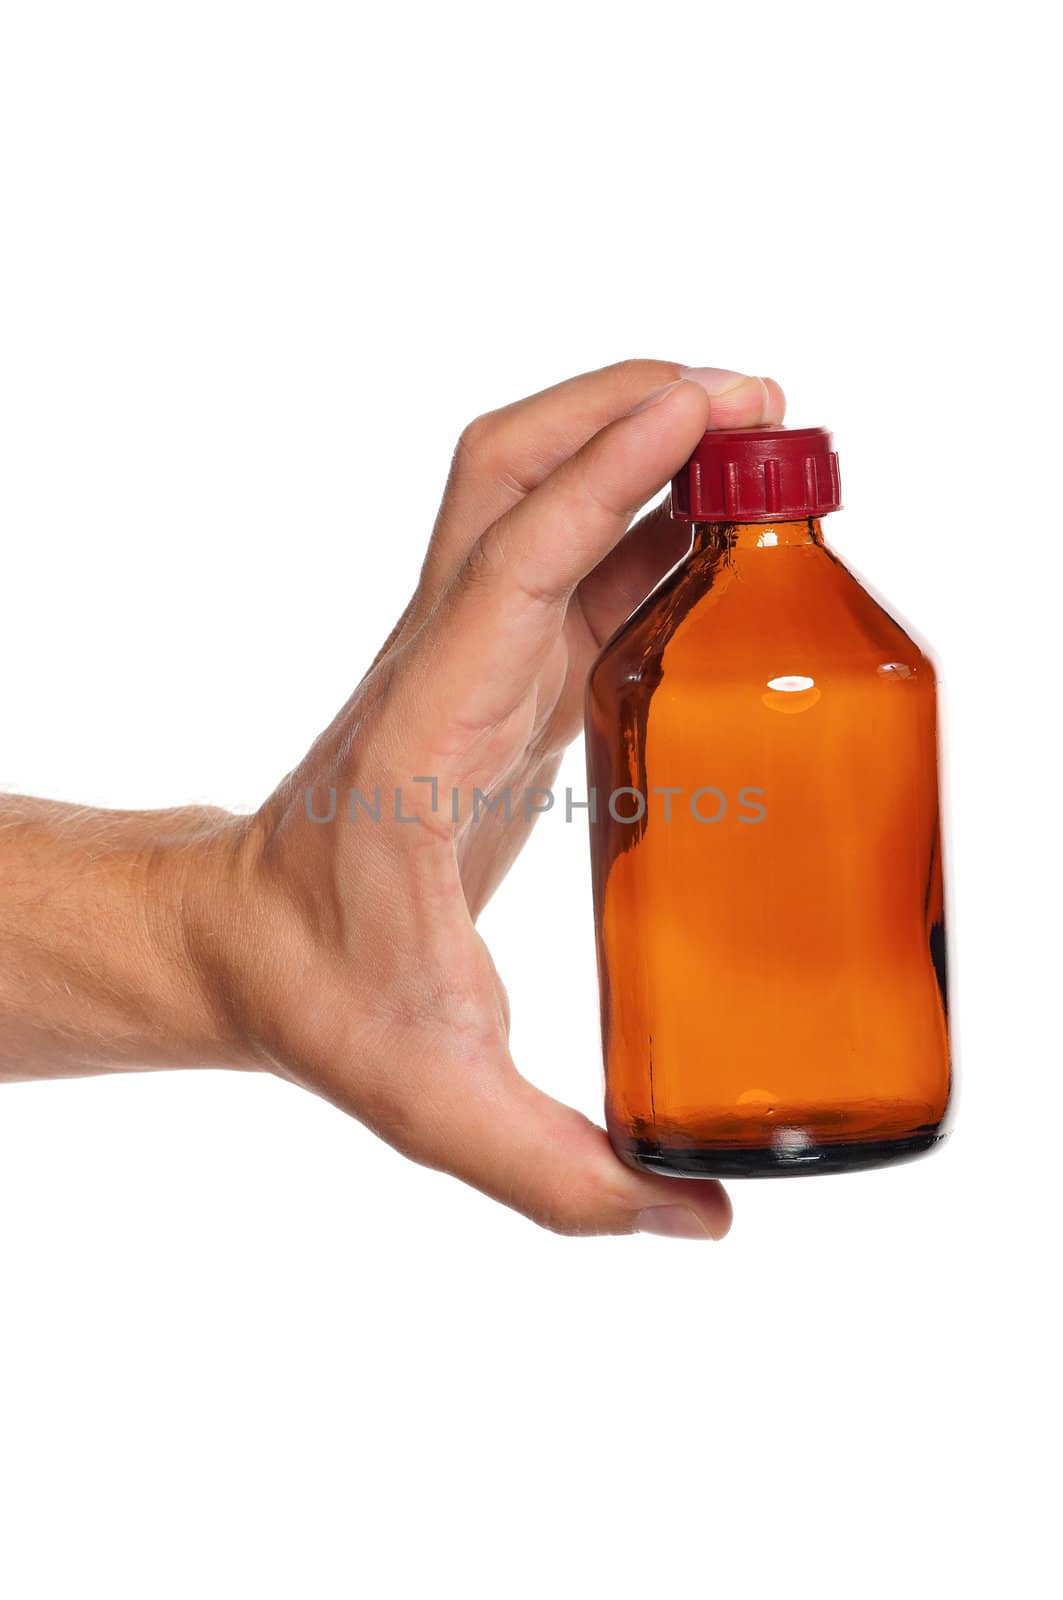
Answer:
[628,378,686,415]
[635,1204,715,1239]
[679,365,758,397]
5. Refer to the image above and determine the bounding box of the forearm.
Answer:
[0,796,255,1081]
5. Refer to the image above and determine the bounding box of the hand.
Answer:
[176,360,785,1237]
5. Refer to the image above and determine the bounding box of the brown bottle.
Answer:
[585,426,952,1177]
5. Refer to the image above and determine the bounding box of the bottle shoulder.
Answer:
[588,541,936,702]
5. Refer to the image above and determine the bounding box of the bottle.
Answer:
[585,426,952,1177]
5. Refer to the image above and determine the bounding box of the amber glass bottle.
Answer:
[586,427,951,1177]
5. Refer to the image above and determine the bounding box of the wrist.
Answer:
[143,808,268,1074]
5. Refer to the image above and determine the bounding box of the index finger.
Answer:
[419,360,783,612]
[394,376,712,773]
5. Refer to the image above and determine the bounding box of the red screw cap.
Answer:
[671,425,842,522]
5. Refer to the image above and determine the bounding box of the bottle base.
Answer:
[619,1128,948,1179]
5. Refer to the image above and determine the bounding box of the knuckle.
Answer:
[455,410,504,470]
[612,356,682,388]
[573,455,632,523]
[457,524,508,594]
[532,1204,591,1239]
[454,412,532,501]
[525,1173,597,1237]
[533,1207,583,1238]
[455,521,564,612]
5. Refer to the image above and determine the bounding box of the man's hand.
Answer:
[2,361,785,1238]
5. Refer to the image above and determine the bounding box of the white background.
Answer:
[1,3,1059,1596]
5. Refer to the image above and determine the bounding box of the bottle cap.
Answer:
[671,425,842,522]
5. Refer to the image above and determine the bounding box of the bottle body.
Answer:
[586,517,952,1177]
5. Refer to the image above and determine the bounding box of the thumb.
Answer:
[430,1064,732,1239]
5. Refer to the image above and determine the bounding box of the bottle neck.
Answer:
[689,516,825,556]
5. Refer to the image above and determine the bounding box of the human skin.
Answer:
[0,360,785,1238]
